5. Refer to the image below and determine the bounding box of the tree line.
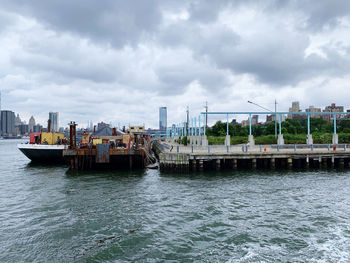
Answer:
[206,118,350,137]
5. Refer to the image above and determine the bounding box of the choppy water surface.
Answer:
[1,139,350,262]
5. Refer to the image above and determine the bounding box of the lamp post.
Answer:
[247,100,277,139]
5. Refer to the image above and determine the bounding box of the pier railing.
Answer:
[166,144,349,154]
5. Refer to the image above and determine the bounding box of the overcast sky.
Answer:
[1,0,350,128]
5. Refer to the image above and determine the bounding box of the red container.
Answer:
[30,133,41,144]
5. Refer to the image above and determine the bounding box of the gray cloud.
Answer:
[1,0,350,127]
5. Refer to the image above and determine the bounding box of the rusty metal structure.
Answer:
[63,122,155,170]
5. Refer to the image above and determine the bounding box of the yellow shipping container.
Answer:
[41,132,64,145]
[122,134,130,144]
[92,138,103,146]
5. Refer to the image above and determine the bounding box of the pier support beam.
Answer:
[287,158,292,169]
[225,135,230,146]
[339,158,344,168]
[277,134,284,145]
[332,134,338,145]
[252,158,257,169]
[270,158,275,169]
[216,159,221,171]
[199,159,204,172]
[192,159,197,172]
[306,134,313,145]
[232,159,237,169]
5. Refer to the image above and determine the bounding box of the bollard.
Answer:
[191,145,194,153]
[227,145,229,153]
[344,144,347,151]
[242,145,244,152]
[177,146,179,153]
[333,145,336,151]
[245,145,248,152]
[277,145,280,152]
[311,144,313,152]
[260,145,262,152]
[264,147,267,152]
[328,144,330,151]
[294,144,296,152]
[208,146,210,153]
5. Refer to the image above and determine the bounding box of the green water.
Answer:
[1,139,350,262]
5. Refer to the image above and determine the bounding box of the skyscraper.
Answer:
[49,112,59,132]
[159,107,167,131]
[29,116,36,133]
[0,110,15,136]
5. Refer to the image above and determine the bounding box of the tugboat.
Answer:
[17,132,68,163]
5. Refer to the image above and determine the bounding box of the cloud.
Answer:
[1,0,350,128]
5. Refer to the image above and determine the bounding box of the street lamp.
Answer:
[247,100,277,139]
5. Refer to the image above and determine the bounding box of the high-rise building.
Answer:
[33,123,43,133]
[159,107,167,131]
[29,116,35,133]
[305,106,321,118]
[288,101,305,120]
[15,114,22,126]
[49,112,59,132]
[322,103,344,122]
[251,115,259,125]
[0,110,15,136]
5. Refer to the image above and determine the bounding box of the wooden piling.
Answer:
[216,159,221,171]
[252,158,257,169]
[199,159,204,172]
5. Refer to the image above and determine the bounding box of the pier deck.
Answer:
[157,142,350,172]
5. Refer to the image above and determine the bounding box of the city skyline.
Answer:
[2,1,350,127]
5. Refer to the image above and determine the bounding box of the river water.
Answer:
[1,139,350,262]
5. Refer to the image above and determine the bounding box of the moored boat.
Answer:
[17,144,68,163]
[17,132,68,163]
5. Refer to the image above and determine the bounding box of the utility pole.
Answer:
[204,101,208,128]
[186,106,189,134]
[274,99,277,139]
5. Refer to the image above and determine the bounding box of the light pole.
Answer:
[247,100,277,139]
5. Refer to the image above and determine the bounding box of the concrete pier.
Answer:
[332,134,339,144]
[277,134,284,145]
[307,135,313,145]
[225,135,230,146]
[248,135,255,146]
[157,142,350,173]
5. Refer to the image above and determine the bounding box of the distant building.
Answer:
[266,114,287,123]
[322,103,344,122]
[305,106,321,118]
[0,110,15,136]
[49,112,59,132]
[18,124,29,135]
[15,114,22,126]
[288,101,305,120]
[241,120,249,127]
[33,124,42,133]
[231,119,238,125]
[28,116,35,133]
[97,122,110,131]
[159,107,167,131]
[251,115,259,125]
